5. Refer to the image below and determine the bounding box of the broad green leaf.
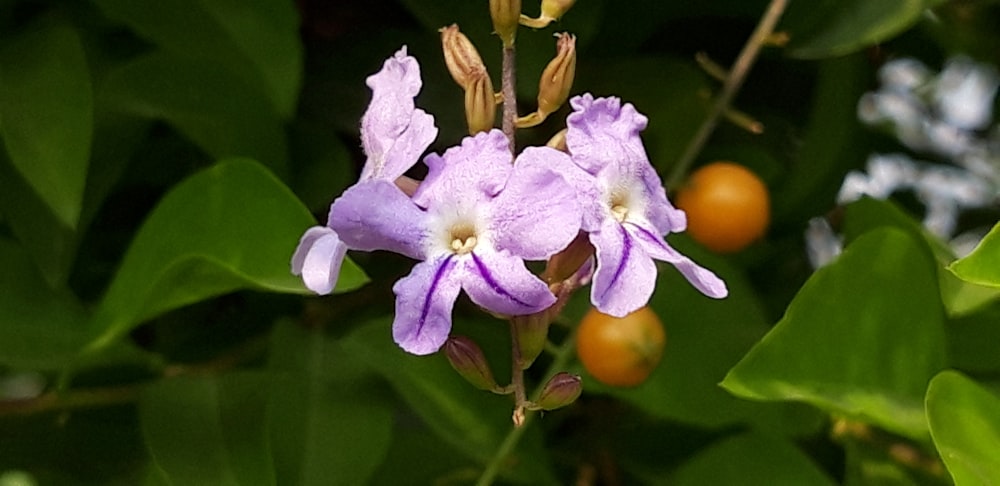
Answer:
[267,321,392,486]
[140,373,275,486]
[86,158,367,354]
[926,371,1000,485]
[0,238,87,369]
[102,52,288,174]
[947,302,1000,374]
[94,0,302,117]
[667,432,837,486]
[782,0,933,59]
[0,16,92,229]
[576,237,823,433]
[340,318,559,484]
[722,229,947,441]
[843,198,1000,316]
[949,221,1000,288]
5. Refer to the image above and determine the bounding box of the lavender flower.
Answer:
[291,47,438,294]
[563,94,728,317]
[330,130,581,355]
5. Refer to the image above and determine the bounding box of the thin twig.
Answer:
[666,0,789,189]
[501,46,517,154]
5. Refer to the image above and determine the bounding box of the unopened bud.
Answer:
[538,33,576,116]
[444,336,498,391]
[465,71,497,134]
[490,0,521,48]
[511,312,551,369]
[440,24,486,89]
[543,231,593,283]
[519,0,575,29]
[535,372,582,410]
[546,128,568,151]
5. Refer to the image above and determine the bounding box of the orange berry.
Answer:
[675,161,770,253]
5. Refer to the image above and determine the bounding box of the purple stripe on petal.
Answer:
[599,224,632,304]
[417,255,457,337]
[470,252,533,309]
[625,221,670,253]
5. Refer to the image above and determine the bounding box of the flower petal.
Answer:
[413,130,512,208]
[392,256,463,355]
[626,221,728,299]
[489,147,582,259]
[328,180,428,260]
[460,248,555,315]
[566,94,650,174]
[291,226,348,295]
[360,47,438,181]
[589,220,657,317]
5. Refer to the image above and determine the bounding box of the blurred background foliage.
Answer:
[1,0,1000,484]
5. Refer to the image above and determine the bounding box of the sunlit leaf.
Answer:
[926,371,1000,485]
[722,228,946,440]
[949,221,1000,288]
[783,0,935,59]
[0,16,92,230]
[267,321,392,486]
[94,0,302,117]
[140,373,275,486]
[86,158,367,354]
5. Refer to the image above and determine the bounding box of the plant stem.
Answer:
[502,45,517,154]
[666,0,789,189]
[509,320,528,427]
[476,324,580,486]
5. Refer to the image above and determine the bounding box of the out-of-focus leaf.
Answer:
[949,221,1000,288]
[947,302,1000,374]
[842,198,1000,316]
[722,229,946,441]
[267,320,391,486]
[841,435,934,486]
[102,52,288,174]
[340,318,559,485]
[86,159,367,354]
[782,0,935,59]
[0,238,87,369]
[926,371,1000,485]
[93,0,301,117]
[0,16,92,230]
[574,236,823,433]
[773,54,869,223]
[140,373,275,486]
[666,432,837,486]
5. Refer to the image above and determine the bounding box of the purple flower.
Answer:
[330,130,581,355]
[564,94,728,316]
[292,46,438,294]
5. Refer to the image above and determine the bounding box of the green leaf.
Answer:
[340,318,559,484]
[86,158,367,353]
[926,371,1000,485]
[102,52,289,174]
[668,432,837,486]
[783,0,932,59]
[0,237,87,369]
[267,321,392,486]
[722,228,947,440]
[949,222,1000,288]
[140,373,275,486]
[0,15,92,229]
[93,0,302,117]
[577,237,823,433]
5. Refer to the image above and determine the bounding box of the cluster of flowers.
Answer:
[292,48,727,355]
[808,56,1000,267]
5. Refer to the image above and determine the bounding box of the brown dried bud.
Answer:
[511,312,551,369]
[465,71,497,135]
[537,33,576,117]
[543,231,593,284]
[444,336,498,391]
[490,0,521,48]
[440,24,486,89]
[535,372,582,411]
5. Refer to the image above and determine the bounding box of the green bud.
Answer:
[490,0,521,48]
[535,372,582,410]
[519,0,575,28]
[444,336,498,391]
[511,312,551,370]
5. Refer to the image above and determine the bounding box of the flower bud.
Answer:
[535,372,582,410]
[543,231,593,283]
[490,0,521,48]
[546,128,568,151]
[465,71,497,135]
[519,0,575,28]
[444,336,499,391]
[537,33,576,117]
[440,24,486,90]
[511,312,551,369]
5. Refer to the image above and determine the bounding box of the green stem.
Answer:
[475,324,580,486]
[666,0,789,189]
